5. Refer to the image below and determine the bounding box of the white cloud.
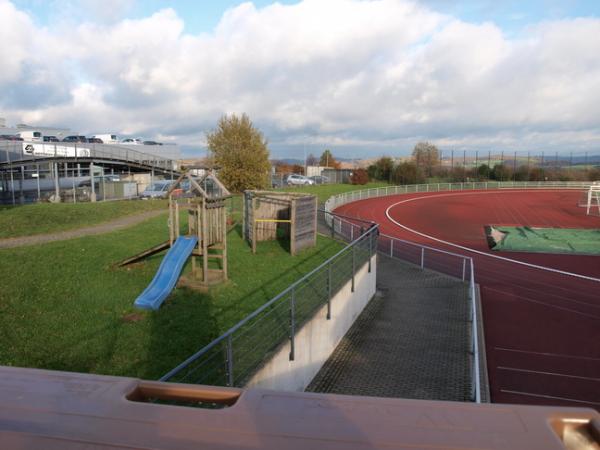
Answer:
[1,0,600,156]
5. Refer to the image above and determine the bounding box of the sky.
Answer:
[2,0,600,159]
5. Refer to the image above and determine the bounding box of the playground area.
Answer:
[0,189,342,380]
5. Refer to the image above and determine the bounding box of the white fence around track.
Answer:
[324,181,594,213]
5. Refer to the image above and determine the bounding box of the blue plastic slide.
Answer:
[134,236,198,310]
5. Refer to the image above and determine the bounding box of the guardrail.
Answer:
[161,213,378,387]
[0,141,176,172]
[325,181,593,212]
[377,233,482,403]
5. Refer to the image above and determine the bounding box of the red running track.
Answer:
[336,189,600,408]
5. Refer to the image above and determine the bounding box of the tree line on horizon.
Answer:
[368,142,600,185]
[204,113,598,192]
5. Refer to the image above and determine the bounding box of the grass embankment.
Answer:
[280,182,389,203]
[0,200,167,239]
[0,213,342,380]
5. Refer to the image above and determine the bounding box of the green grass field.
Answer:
[0,183,385,240]
[0,213,342,380]
[0,200,167,239]
[280,181,389,202]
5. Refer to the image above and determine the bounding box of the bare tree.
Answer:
[411,142,440,177]
[306,153,318,166]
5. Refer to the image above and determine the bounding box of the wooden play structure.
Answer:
[243,191,317,255]
[120,167,230,309]
[167,167,231,285]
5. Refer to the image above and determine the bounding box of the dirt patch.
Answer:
[122,312,145,323]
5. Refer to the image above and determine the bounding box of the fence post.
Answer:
[351,225,354,241]
[351,244,355,292]
[367,231,372,273]
[226,334,234,387]
[331,215,335,239]
[420,247,425,269]
[327,262,332,320]
[289,288,295,361]
[390,238,394,257]
[462,258,466,281]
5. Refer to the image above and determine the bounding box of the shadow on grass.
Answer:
[146,288,222,379]
[143,236,342,381]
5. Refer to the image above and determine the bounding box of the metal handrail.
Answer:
[161,215,378,383]
[1,141,176,171]
[379,232,481,402]
[470,258,481,403]
[381,233,471,262]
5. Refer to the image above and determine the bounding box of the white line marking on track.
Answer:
[494,347,600,362]
[383,190,600,283]
[497,366,600,382]
[499,390,600,406]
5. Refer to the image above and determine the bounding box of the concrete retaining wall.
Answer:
[245,255,377,392]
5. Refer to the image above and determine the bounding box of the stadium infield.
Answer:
[335,189,600,408]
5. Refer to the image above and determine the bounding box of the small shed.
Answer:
[322,168,354,184]
[243,191,317,255]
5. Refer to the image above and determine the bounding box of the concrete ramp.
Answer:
[307,254,473,401]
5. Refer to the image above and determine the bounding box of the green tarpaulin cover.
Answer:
[486,226,600,255]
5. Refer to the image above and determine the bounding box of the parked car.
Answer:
[18,130,43,141]
[91,134,119,144]
[286,174,315,186]
[0,135,23,141]
[271,175,285,188]
[309,175,330,185]
[140,180,175,199]
[62,136,88,143]
[88,137,103,144]
[121,138,143,145]
[43,136,59,142]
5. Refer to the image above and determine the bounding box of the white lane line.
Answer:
[497,366,600,382]
[383,191,600,283]
[482,285,600,320]
[494,346,600,362]
[499,389,600,406]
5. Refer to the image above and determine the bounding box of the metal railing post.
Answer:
[327,262,332,320]
[420,247,425,269]
[331,215,335,239]
[289,288,296,361]
[390,238,394,257]
[462,258,466,281]
[226,334,234,387]
[368,231,372,273]
[351,244,355,292]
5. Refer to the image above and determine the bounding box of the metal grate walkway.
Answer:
[307,254,473,401]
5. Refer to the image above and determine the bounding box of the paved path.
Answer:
[0,210,166,249]
[307,254,473,401]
